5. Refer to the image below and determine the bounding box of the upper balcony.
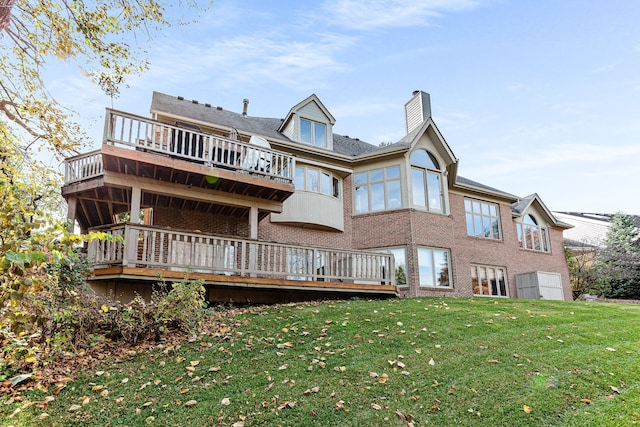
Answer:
[62,109,296,229]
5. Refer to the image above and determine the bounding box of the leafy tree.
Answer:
[596,213,640,299]
[1,0,206,157]
[564,241,601,299]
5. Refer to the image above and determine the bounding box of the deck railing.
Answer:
[64,109,296,184]
[88,223,395,286]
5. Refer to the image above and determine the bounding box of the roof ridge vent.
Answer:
[205,103,211,108]
[192,99,199,104]
[177,96,184,100]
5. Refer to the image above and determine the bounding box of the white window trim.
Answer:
[354,166,403,214]
[471,264,509,297]
[417,246,452,288]
[300,118,327,147]
[295,165,341,199]
[516,214,550,253]
[464,198,502,240]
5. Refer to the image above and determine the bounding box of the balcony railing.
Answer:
[88,223,395,286]
[64,109,296,184]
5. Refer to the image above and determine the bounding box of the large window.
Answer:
[417,247,451,288]
[471,265,508,297]
[300,118,327,147]
[516,214,550,252]
[371,246,407,287]
[295,166,340,198]
[411,150,444,213]
[354,166,402,213]
[464,199,501,239]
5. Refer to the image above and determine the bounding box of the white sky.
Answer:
[45,0,640,214]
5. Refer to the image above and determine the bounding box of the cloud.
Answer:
[135,31,356,92]
[323,0,482,30]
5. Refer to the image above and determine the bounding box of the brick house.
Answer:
[62,90,572,302]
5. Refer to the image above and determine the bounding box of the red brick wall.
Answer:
[152,178,571,301]
[153,207,249,237]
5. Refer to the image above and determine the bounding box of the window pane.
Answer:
[483,216,491,237]
[410,150,438,169]
[355,186,369,213]
[541,228,549,252]
[497,269,507,296]
[295,167,305,190]
[479,266,488,295]
[387,180,401,209]
[307,169,319,191]
[412,168,426,207]
[492,219,500,239]
[427,172,442,211]
[489,205,497,216]
[466,213,475,236]
[474,215,483,237]
[300,119,311,143]
[370,169,383,181]
[417,248,434,286]
[321,172,331,195]
[386,166,400,179]
[472,201,481,213]
[488,268,497,295]
[516,223,523,247]
[471,266,480,294]
[355,172,367,185]
[464,199,472,212]
[481,203,490,215]
[435,250,450,287]
[370,182,385,211]
[389,247,407,286]
[314,122,326,146]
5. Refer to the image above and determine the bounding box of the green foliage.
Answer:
[101,279,207,346]
[1,0,210,157]
[156,279,207,332]
[596,213,640,299]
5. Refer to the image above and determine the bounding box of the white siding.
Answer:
[271,191,344,231]
[515,271,564,301]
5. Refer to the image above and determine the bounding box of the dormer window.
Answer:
[300,118,327,147]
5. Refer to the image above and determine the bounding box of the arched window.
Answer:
[516,214,550,252]
[410,149,444,212]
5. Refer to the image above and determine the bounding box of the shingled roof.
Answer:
[150,92,379,157]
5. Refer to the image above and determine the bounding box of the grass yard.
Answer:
[2,297,640,426]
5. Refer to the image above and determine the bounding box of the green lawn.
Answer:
[3,297,640,426]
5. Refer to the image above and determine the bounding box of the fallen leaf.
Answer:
[606,347,616,352]
[221,397,231,406]
[371,403,382,410]
[335,400,345,410]
[39,413,49,420]
[277,342,294,349]
[92,385,104,391]
[428,358,435,366]
[581,398,591,404]
[523,404,532,413]
[145,416,155,424]
[185,400,197,407]
[378,373,389,383]
[610,386,621,394]
[232,422,245,427]
[487,359,499,364]
[277,400,296,410]
[190,360,200,367]
[68,404,81,412]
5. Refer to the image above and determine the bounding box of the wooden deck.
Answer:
[90,266,397,304]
